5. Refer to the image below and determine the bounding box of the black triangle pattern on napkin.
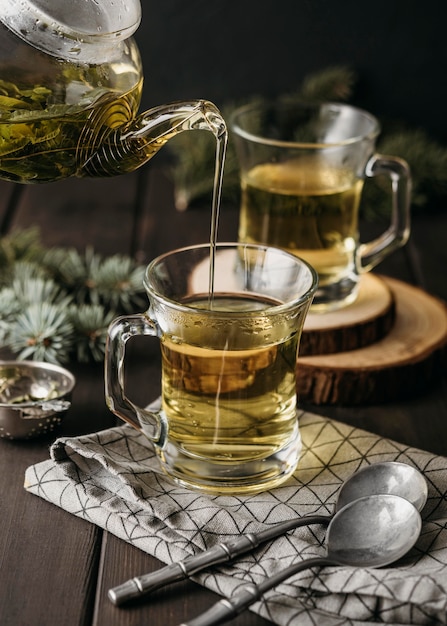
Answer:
[24,411,447,625]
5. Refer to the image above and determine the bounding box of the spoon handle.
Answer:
[108,514,330,605]
[179,557,332,626]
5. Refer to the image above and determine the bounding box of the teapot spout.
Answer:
[78,99,227,178]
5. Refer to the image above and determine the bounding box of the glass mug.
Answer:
[231,101,412,312]
[105,243,317,494]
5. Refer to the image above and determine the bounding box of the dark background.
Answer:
[134,0,447,142]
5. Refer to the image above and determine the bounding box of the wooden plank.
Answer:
[408,212,447,301]
[132,167,239,264]
[0,349,117,625]
[306,374,447,458]
[0,421,100,626]
[0,470,101,626]
[6,173,141,255]
[0,181,22,234]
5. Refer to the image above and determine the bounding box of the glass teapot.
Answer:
[0,0,226,183]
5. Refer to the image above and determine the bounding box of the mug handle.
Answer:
[358,154,411,272]
[104,314,168,446]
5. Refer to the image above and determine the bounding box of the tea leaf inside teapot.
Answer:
[0,66,135,182]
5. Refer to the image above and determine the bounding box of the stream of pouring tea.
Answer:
[208,128,228,306]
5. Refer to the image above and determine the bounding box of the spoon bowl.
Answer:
[326,493,422,567]
[336,461,428,514]
[183,494,422,626]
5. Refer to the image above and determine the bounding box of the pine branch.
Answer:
[0,228,44,284]
[7,302,75,364]
[361,128,447,218]
[42,246,101,302]
[299,66,357,102]
[0,229,147,365]
[68,304,115,362]
[0,287,21,343]
[89,255,147,312]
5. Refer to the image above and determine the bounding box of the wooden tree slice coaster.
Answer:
[297,277,447,405]
[301,274,396,355]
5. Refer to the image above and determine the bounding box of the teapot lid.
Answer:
[0,0,142,63]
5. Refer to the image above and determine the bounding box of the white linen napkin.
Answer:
[24,409,447,625]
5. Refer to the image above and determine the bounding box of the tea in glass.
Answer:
[105,243,317,494]
[231,102,411,312]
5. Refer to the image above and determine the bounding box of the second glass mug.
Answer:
[105,243,317,494]
[231,101,412,312]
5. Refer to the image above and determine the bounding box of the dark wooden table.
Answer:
[0,165,446,626]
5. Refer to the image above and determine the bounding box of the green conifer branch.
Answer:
[0,230,147,365]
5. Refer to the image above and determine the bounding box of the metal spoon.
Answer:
[180,494,422,626]
[108,461,427,606]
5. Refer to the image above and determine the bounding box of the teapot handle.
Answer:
[104,314,168,446]
[80,99,226,178]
